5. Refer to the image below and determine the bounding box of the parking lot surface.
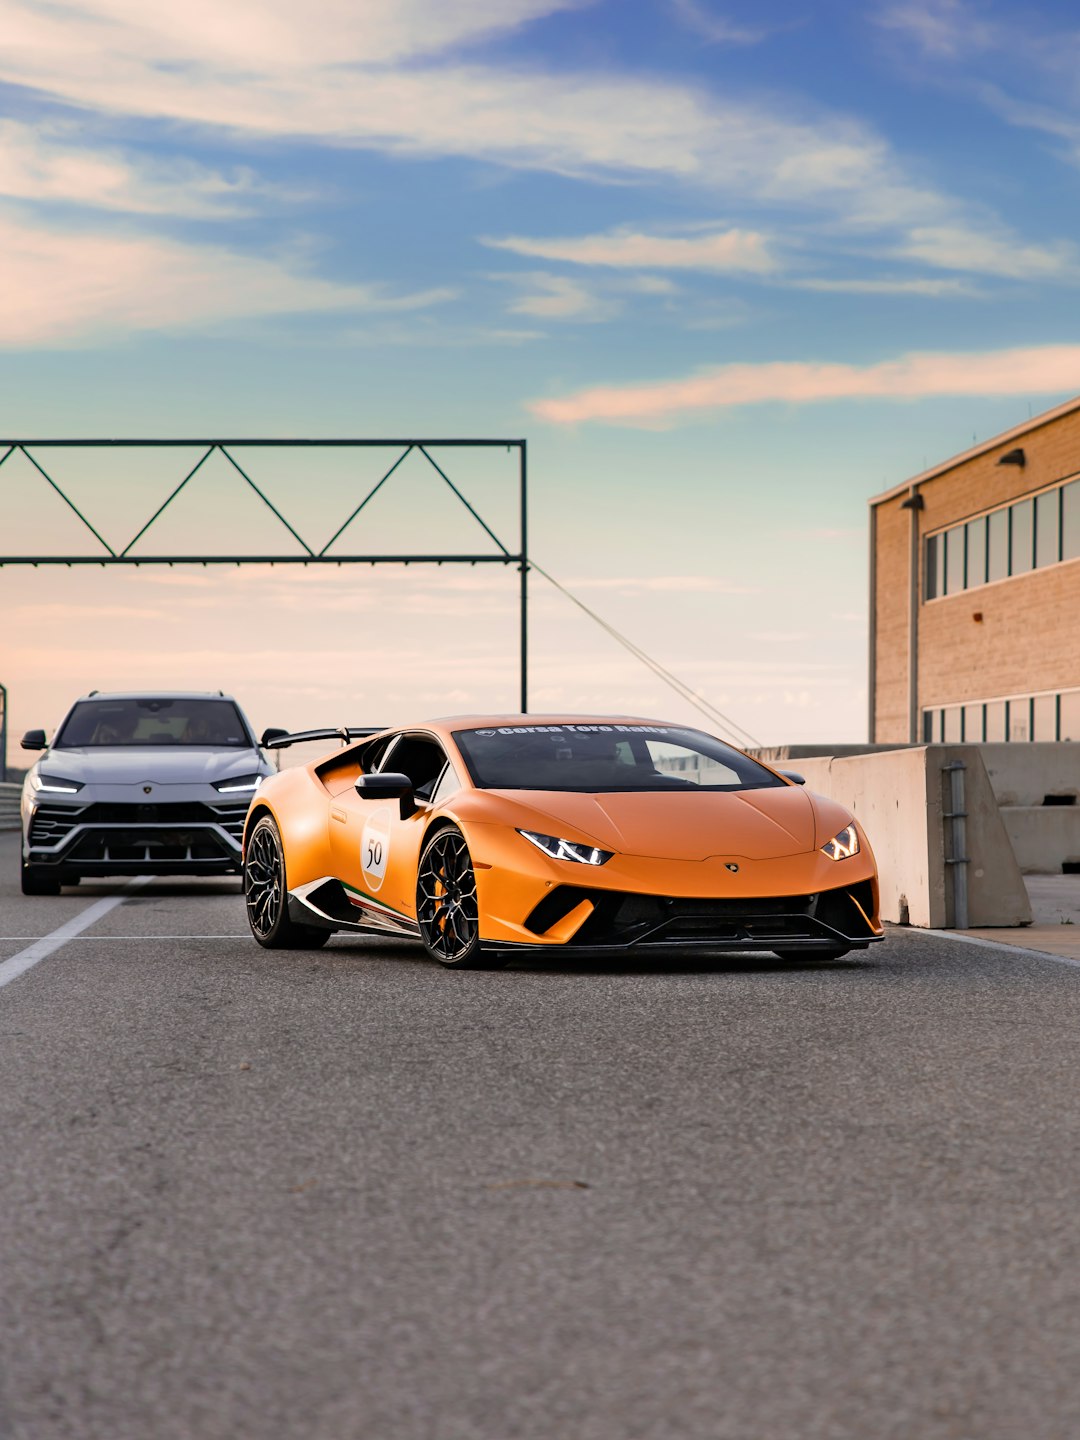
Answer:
[2,830,1080,1440]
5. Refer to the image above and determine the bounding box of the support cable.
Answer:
[529,562,763,750]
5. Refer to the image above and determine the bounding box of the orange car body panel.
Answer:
[244,715,882,950]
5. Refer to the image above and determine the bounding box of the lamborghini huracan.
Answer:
[241,716,883,967]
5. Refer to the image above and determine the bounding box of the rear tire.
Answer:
[20,860,61,896]
[245,816,330,950]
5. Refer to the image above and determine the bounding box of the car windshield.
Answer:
[54,699,250,749]
[452,723,785,793]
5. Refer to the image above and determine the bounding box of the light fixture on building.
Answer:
[997,448,1026,468]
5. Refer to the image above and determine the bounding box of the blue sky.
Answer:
[4,0,1080,754]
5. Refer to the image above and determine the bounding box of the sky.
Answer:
[5,0,1080,763]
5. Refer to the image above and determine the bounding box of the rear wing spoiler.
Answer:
[260,727,386,750]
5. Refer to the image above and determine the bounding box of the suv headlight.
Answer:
[212,773,264,794]
[518,830,613,865]
[821,823,859,861]
[30,773,84,794]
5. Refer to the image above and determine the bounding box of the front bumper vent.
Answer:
[523,882,878,950]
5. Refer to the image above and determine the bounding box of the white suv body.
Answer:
[20,691,275,894]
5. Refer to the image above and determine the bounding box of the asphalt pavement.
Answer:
[3,829,1080,1440]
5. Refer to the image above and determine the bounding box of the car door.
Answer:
[330,732,454,933]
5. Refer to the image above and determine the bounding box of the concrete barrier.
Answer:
[0,783,21,832]
[975,745,1080,873]
[790,746,1031,929]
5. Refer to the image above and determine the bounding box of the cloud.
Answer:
[0,212,456,346]
[2,0,589,72]
[529,343,1080,426]
[0,0,971,231]
[791,275,979,296]
[876,0,997,57]
[670,0,773,45]
[482,224,778,273]
[0,120,289,217]
[897,225,1078,280]
[503,272,616,320]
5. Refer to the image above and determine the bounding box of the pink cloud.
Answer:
[530,344,1080,426]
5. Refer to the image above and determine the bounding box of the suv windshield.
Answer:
[453,723,784,793]
[54,699,250,749]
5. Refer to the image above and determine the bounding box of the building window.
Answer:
[925,690,1080,743]
[966,515,987,589]
[924,473,1080,599]
[1064,479,1080,562]
[963,704,985,742]
[1009,698,1031,742]
[1010,498,1034,576]
[1033,693,1058,741]
[1035,488,1061,569]
[985,701,1007,741]
[945,525,965,594]
[987,507,1009,583]
[924,533,941,600]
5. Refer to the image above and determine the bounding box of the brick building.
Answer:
[869,396,1080,744]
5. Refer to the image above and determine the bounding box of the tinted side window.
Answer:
[384,736,448,795]
[360,735,397,772]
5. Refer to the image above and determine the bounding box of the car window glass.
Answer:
[427,762,462,806]
[54,698,249,748]
[361,735,396,772]
[384,736,448,796]
[453,724,784,793]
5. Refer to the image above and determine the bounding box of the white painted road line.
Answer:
[0,878,154,991]
[927,928,1080,970]
[0,935,250,942]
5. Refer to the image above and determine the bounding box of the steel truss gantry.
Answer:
[0,438,530,710]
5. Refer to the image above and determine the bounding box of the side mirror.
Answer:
[261,727,289,748]
[355,771,416,819]
[21,729,47,751]
[779,769,806,785]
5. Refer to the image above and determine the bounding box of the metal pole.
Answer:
[0,683,6,783]
[901,487,924,743]
[867,504,877,743]
[943,760,969,929]
[519,441,528,714]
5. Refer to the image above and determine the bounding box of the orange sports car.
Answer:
[242,715,883,967]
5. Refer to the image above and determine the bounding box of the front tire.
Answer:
[416,827,502,968]
[20,859,61,896]
[245,816,330,950]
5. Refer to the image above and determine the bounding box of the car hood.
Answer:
[492,784,820,861]
[39,746,264,787]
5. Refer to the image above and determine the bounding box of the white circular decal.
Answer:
[361,807,392,892]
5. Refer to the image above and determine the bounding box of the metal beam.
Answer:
[1,437,530,711]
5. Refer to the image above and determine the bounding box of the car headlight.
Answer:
[518,830,613,865]
[821,823,859,861]
[30,773,84,794]
[212,773,264,794]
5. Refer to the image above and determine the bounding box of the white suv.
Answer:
[20,691,279,895]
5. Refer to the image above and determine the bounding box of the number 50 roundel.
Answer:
[361,808,391,892]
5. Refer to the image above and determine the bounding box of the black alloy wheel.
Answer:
[416,827,501,968]
[245,815,330,950]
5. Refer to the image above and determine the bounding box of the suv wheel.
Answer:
[21,860,62,896]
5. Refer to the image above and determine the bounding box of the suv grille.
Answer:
[28,799,248,847]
